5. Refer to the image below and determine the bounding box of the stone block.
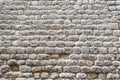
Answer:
[34,47,45,54]
[37,54,50,60]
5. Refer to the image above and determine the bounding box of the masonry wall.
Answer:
[0,0,120,80]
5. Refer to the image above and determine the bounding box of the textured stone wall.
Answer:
[0,0,120,80]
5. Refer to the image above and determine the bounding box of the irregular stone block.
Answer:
[7,47,16,54]
[19,66,31,73]
[59,73,75,78]
[81,66,91,73]
[50,73,58,79]
[1,54,10,60]
[17,47,25,54]
[98,47,107,54]
[54,47,63,54]
[15,54,28,60]
[47,41,56,47]
[51,54,60,59]
[34,47,45,54]
[112,61,120,67]
[113,30,120,36]
[37,54,50,60]
[108,23,118,30]
[63,66,80,72]
[45,47,54,54]
[26,47,33,54]
[41,72,49,79]
[102,66,110,73]
[32,67,42,73]
[68,35,79,41]
[73,47,81,54]
[8,59,17,66]
[91,66,102,73]
[29,54,37,60]
[88,73,98,79]
[65,41,75,47]
[63,47,73,54]
[108,47,117,54]
[26,59,34,66]
[104,60,112,66]
[69,54,80,60]
[76,73,86,79]
[1,65,10,73]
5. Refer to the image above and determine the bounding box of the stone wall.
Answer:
[0,0,120,80]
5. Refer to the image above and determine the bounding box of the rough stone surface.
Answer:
[0,0,120,79]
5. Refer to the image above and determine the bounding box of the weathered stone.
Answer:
[54,47,63,54]
[88,73,98,79]
[59,73,75,78]
[45,47,54,54]
[98,47,107,54]
[32,67,41,73]
[16,78,26,80]
[11,65,19,72]
[80,46,89,54]
[17,15,28,20]
[80,53,89,60]
[91,66,102,73]
[86,60,94,66]
[37,54,50,60]
[113,30,120,36]
[65,41,75,47]
[51,54,60,59]
[108,47,117,54]
[108,23,118,30]
[8,59,17,66]
[73,47,81,54]
[17,60,26,65]
[69,54,80,60]
[7,47,16,54]
[76,73,86,79]
[63,47,73,54]
[104,60,112,66]
[34,47,45,54]
[34,73,40,79]
[63,66,80,72]
[41,72,49,79]
[33,60,40,66]
[68,35,79,41]
[1,65,10,73]
[29,54,37,60]
[26,47,33,54]
[19,66,31,73]
[40,60,49,66]
[112,61,120,67]
[17,47,25,54]
[81,66,91,73]
[26,59,34,66]
[15,54,28,60]
[1,54,10,60]
[102,66,110,73]
[47,41,56,47]
[98,74,106,79]
[50,73,58,79]
[95,60,103,66]
[89,54,97,61]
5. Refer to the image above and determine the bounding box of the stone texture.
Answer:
[19,66,31,73]
[76,73,86,79]
[32,67,41,73]
[1,0,120,79]
[34,47,45,54]
[0,65,10,73]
